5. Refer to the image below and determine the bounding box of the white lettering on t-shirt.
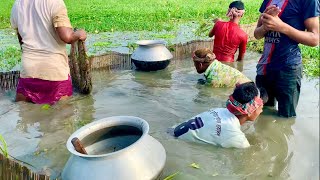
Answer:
[212,111,222,136]
[265,31,281,44]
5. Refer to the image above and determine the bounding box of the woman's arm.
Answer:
[55,27,87,44]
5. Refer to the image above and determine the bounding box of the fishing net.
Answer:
[69,41,92,94]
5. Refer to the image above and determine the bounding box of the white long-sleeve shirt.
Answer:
[174,108,250,148]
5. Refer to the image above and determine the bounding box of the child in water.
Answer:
[193,48,250,87]
[168,82,268,148]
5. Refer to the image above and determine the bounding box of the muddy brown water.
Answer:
[0,52,318,179]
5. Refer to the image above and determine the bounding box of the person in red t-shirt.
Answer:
[209,1,248,63]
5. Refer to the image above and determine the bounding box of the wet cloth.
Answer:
[209,21,248,62]
[16,76,72,105]
[204,61,251,88]
[172,108,250,149]
[226,95,264,116]
[10,0,72,81]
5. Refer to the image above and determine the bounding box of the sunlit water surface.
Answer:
[0,52,318,179]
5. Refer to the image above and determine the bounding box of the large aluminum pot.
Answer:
[131,40,173,71]
[62,116,166,180]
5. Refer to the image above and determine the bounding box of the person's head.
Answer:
[226,82,268,124]
[192,48,216,74]
[226,1,245,22]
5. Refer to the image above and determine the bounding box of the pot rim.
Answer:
[136,40,166,46]
[66,116,150,158]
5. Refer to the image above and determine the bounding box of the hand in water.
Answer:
[198,78,206,85]
[167,128,175,137]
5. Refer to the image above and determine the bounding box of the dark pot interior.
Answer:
[81,125,143,155]
[132,59,171,71]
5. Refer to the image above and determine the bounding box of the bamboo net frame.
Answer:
[0,153,52,180]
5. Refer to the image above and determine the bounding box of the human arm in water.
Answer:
[237,35,248,61]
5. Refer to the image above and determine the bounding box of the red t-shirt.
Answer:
[209,21,248,62]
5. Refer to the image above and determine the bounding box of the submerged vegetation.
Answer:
[0,134,9,158]
[0,0,318,76]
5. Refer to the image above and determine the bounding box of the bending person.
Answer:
[168,82,268,149]
[192,48,250,88]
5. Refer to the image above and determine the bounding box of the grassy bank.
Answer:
[1,0,260,32]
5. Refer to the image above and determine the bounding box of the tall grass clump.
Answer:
[0,134,9,158]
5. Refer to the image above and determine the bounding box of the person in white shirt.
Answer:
[168,82,268,148]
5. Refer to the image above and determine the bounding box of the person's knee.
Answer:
[59,95,71,101]
[15,93,28,102]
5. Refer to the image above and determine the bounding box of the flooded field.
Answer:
[0,52,319,179]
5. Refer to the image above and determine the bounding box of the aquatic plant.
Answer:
[0,46,21,71]
[1,0,260,32]
[0,134,9,158]
[163,172,180,180]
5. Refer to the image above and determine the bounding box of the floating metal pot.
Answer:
[131,40,173,71]
[62,116,166,180]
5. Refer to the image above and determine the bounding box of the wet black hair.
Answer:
[232,82,258,104]
[229,1,245,10]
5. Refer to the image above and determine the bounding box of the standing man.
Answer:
[209,0,248,63]
[254,0,319,117]
[10,0,87,104]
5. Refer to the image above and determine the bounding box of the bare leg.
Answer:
[15,93,29,102]
[59,95,71,101]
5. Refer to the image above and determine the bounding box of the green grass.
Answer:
[300,45,320,77]
[0,134,9,158]
[0,46,21,71]
[1,0,260,32]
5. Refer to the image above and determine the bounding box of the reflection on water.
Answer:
[0,51,318,179]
